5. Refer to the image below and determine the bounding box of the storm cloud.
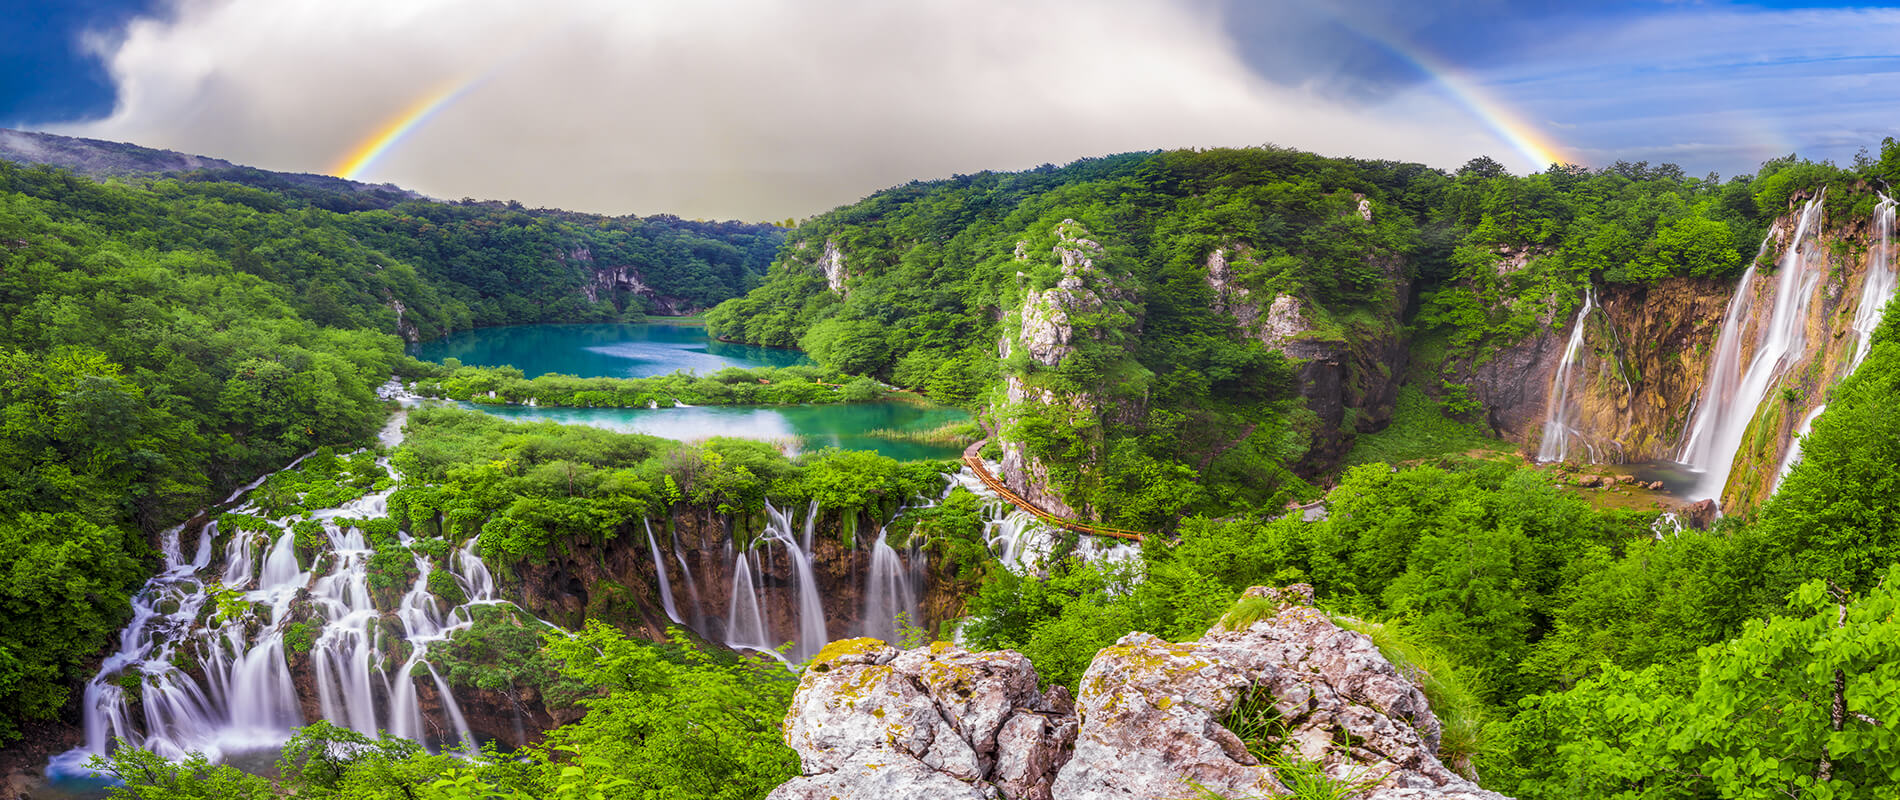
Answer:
[51,0,1500,220]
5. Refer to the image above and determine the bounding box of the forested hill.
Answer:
[0,154,779,741]
[709,142,1900,527]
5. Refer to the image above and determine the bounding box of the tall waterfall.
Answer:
[1678,195,1827,504]
[1537,287,1596,463]
[1773,195,1900,492]
[48,458,513,777]
[1851,194,1897,372]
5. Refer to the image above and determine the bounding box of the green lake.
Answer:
[410,323,968,460]
[409,322,811,378]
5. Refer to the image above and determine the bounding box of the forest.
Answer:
[5,135,1900,800]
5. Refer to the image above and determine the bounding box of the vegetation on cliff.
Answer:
[0,155,777,743]
[707,139,1900,527]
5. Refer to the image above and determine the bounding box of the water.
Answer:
[1537,287,1596,463]
[409,322,809,379]
[1850,195,1897,372]
[459,400,970,461]
[44,436,517,792]
[1678,195,1827,504]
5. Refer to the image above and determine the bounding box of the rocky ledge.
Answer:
[767,585,1507,800]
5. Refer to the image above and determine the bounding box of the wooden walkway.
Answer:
[960,453,1147,542]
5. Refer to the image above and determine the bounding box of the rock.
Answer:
[769,589,1511,800]
[819,239,849,295]
[1683,498,1718,530]
[1052,586,1504,800]
[1648,480,1665,491]
[769,638,1076,800]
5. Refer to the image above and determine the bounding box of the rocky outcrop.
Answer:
[768,586,1509,800]
[768,639,1077,800]
[994,220,1146,521]
[1204,235,1411,473]
[566,245,702,316]
[819,239,850,295]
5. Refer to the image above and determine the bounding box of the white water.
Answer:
[644,519,683,624]
[49,415,517,778]
[1678,195,1828,504]
[1850,194,1897,372]
[1773,404,1828,491]
[1537,287,1596,463]
[860,527,921,646]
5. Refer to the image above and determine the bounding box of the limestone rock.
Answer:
[1052,585,1503,800]
[819,239,849,295]
[769,589,1512,800]
[769,638,1076,800]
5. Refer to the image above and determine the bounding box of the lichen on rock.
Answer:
[768,587,1509,800]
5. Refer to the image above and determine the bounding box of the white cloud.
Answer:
[54,0,1497,220]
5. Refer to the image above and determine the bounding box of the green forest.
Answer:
[5,135,1900,800]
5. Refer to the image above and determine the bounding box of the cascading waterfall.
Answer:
[1850,194,1897,372]
[860,526,921,646]
[1537,287,1596,463]
[1678,194,1828,504]
[1772,404,1828,491]
[645,519,683,624]
[50,435,521,778]
[1769,196,1898,494]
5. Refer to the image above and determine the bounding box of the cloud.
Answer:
[1472,6,1900,175]
[50,0,1499,220]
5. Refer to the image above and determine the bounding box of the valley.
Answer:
[2,132,1899,800]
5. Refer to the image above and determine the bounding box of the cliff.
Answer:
[1447,189,1894,512]
[767,586,1505,800]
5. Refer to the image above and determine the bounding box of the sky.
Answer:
[2,0,1897,221]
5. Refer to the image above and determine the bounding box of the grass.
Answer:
[1332,616,1487,777]
[1218,596,1280,632]
[1343,384,1513,468]
[863,420,983,446]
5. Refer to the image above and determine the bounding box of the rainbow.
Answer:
[1316,14,1575,171]
[330,79,477,181]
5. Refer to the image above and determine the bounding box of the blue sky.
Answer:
[3,0,1896,219]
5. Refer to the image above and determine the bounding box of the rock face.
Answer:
[1204,234,1411,473]
[768,586,1509,800]
[1462,191,1891,513]
[769,639,1077,800]
[567,245,702,316]
[994,220,1146,521]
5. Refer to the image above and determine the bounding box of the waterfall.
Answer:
[1850,194,1897,372]
[48,434,544,778]
[1537,287,1596,463]
[1678,195,1828,504]
[718,501,828,662]
[722,550,773,657]
[1773,404,1828,491]
[860,526,921,645]
[644,519,683,624]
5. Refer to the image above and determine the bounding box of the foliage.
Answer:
[412,363,875,408]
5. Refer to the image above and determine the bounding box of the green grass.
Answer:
[1332,616,1487,777]
[1343,384,1511,468]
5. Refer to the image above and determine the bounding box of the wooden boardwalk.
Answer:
[960,453,1147,542]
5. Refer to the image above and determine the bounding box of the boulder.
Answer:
[768,638,1076,800]
[768,588,1511,800]
[1052,586,1504,800]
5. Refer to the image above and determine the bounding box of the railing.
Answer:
[960,455,1147,542]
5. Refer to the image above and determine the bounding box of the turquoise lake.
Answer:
[409,323,968,461]
[409,322,811,378]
